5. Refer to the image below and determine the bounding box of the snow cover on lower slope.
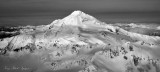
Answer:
[0,10,160,72]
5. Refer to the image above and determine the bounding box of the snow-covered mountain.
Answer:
[0,10,160,72]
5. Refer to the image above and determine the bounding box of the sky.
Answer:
[0,0,160,16]
[0,0,160,26]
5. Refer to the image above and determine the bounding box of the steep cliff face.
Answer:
[0,11,160,72]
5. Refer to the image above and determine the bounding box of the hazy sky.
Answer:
[0,0,160,26]
[0,0,160,16]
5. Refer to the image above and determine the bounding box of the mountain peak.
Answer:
[66,10,91,19]
[70,10,83,16]
[1,10,160,72]
[49,10,98,27]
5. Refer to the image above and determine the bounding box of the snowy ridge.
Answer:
[0,10,160,72]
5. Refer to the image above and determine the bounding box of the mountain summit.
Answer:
[49,10,100,27]
[70,10,83,16]
[0,11,160,72]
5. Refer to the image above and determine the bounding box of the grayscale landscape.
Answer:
[0,11,160,72]
[0,0,160,72]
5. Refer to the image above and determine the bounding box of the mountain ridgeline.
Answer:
[0,11,160,72]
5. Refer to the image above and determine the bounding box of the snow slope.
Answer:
[0,10,160,72]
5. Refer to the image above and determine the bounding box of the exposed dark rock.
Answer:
[129,45,134,51]
[124,56,128,60]
[132,55,140,66]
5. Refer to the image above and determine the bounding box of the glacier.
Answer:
[0,10,160,72]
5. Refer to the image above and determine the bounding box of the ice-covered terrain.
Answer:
[0,11,160,72]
